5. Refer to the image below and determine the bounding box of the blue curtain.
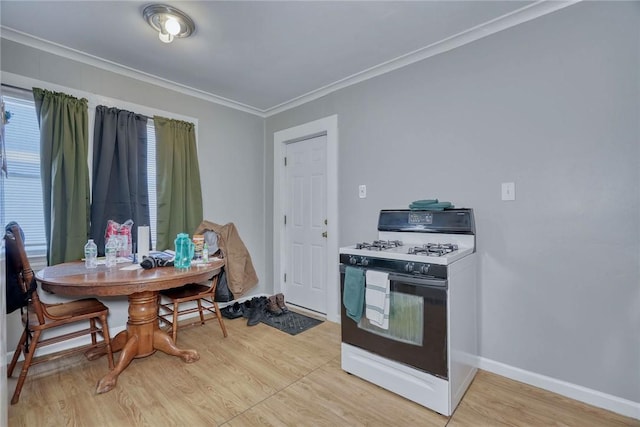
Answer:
[90,106,149,255]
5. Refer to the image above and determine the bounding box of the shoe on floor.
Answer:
[247,296,267,326]
[266,295,282,315]
[275,293,288,313]
[241,300,252,318]
[221,302,243,319]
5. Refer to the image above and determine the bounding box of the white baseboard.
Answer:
[285,303,328,320]
[477,356,640,420]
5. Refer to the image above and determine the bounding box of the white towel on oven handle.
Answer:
[365,270,390,330]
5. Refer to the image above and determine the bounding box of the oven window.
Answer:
[358,291,424,346]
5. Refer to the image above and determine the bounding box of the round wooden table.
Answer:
[36,259,225,394]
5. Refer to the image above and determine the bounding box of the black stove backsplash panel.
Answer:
[378,209,475,234]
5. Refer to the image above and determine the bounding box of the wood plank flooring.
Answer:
[7,314,638,426]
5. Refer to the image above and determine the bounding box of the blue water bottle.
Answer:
[174,233,195,269]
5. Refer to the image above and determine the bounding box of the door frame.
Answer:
[273,115,339,323]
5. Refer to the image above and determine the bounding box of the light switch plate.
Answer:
[359,185,367,199]
[501,182,515,201]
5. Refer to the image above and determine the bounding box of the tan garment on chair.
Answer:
[195,220,258,297]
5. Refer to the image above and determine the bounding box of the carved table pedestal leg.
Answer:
[96,290,199,394]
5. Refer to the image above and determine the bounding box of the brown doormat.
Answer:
[261,310,323,335]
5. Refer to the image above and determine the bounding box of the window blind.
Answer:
[1,93,47,255]
[146,121,157,251]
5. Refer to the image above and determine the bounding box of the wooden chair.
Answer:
[5,223,115,404]
[158,267,228,343]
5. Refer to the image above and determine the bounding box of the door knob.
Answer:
[322,231,327,238]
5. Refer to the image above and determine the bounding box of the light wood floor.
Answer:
[7,314,638,426]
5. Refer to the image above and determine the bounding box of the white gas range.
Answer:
[339,208,477,416]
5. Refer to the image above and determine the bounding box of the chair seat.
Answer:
[158,273,228,342]
[160,283,210,300]
[44,298,109,319]
[23,298,110,329]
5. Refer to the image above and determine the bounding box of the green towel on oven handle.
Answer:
[343,266,365,323]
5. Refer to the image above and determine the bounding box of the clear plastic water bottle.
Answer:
[84,239,98,269]
[202,243,209,262]
[105,237,118,268]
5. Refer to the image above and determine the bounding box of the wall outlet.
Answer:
[501,182,515,201]
[359,185,367,199]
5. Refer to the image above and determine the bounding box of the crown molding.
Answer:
[0,71,199,125]
[1,1,579,118]
[0,26,265,117]
[263,0,580,117]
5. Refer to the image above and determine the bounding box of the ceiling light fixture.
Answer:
[143,4,195,44]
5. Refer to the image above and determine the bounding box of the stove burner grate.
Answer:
[355,240,403,251]
[408,243,458,257]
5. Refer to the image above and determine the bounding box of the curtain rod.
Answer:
[1,83,30,93]
[1,83,153,120]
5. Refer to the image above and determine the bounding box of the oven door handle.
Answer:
[340,264,447,288]
[387,273,447,288]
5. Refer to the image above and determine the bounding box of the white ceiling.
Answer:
[0,1,574,116]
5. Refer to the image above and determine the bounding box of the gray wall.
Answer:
[265,2,640,402]
[1,38,268,344]
[2,0,638,406]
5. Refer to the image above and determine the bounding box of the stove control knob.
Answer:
[420,264,430,274]
[404,262,414,273]
[349,256,357,265]
[360,257,369,266]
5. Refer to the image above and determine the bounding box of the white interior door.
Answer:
[284,135,327,313]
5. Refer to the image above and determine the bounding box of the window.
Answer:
[1,89,158,255]
[1,91,47,255]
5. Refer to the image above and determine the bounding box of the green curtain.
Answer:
[154,116,203,251]
[33,88,90,265]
